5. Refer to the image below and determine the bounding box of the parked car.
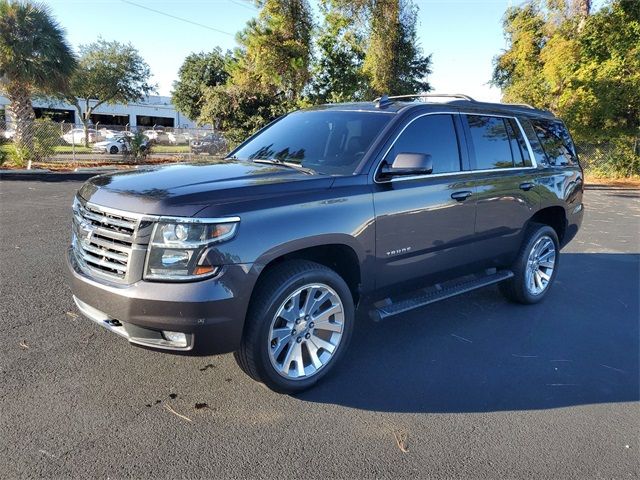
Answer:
[67,94,584,393]
[2,128,15,140]
[99,129,132,140]
[92,136,147,155]
[62,128,102,145]
[190,132,227,155]
[143,129,169,144]
[166,132,191,145]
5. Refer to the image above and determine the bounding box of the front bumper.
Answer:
[67,248,255,354]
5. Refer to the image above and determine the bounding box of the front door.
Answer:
[372,113,478,289]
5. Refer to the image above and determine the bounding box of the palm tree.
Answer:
[0,1,76,164]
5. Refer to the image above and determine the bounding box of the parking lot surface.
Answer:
[1,178,638,479]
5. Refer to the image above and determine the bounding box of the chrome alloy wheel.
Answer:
[525,235,556,295]
[268,283,345,380]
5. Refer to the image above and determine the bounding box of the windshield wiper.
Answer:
[252,158,317,175]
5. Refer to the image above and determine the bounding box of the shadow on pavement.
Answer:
[299,253,639,413]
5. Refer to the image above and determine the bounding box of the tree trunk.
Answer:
[5,82,35,167]
[82,100,92,148]
[573,0,591,31]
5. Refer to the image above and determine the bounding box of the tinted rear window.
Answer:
[530,119,578,166]
[232,110,392,175]
[385,114,461,174]
[466,115,515,169]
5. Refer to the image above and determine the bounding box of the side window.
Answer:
[505,118,532,167]
[386,114,461,174]
[466,115,515,170]
[530,119,577,166]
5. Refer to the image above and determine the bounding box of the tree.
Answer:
[231,0,313,100]
[172,48,231,122]
[309,0,368,103]
[0,0,76,162]
[199,0,313,145]
[491,2,548,107]
[492,0,640,176]
[333,0,432,97]
[65,39,155,145]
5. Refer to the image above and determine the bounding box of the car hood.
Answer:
[78,159,334,216]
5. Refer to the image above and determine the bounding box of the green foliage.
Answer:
[68,39,155,105]
[0,0,77,95]
[309,0,368,103]
[172,48,232,121]
[126,131,151,161]
[492,0,640,177]
[199,84,291,147]
[582,137,640,178]
[199,0,313,144]
[492,2,548,106]
[363,0,432,96]
[198,0,432,145]
[6,143,30,167]
[0,0,76,157]
[65,39,155,145]
[231,0,313,99]
[31,117,59,160]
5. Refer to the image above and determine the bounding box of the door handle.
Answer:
[451,190,473,201]
[519,182,534,191]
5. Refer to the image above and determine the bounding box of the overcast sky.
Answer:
[44,0,526,103]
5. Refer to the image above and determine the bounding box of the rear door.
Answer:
[461,113,540,263]
[372,113,478,289]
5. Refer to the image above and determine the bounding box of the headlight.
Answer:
[144,218,239,281]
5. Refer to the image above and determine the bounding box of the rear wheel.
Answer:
[234,260,354,393]
[499,224,559,304]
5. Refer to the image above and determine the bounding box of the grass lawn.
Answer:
[53,145,92,153]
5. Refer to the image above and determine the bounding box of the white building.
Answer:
[0,95,197,129]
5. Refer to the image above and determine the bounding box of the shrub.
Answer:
[581,136,640,178]
[125,131,152,161]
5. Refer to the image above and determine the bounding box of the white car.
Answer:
[62,128,102,145]
[143,129,170,144]
[166,132,192,145]
[92,136,148,155]
[98,129,132,139]
[2,129,15,139]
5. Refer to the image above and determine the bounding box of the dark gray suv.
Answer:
[67,94,584,393]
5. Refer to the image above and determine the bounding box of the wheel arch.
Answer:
[251,241,363,306]
[527,206,568,246]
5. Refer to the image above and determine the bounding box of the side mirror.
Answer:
[380,152,433,177]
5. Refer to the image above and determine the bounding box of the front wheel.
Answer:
[499,224,559,304]
[234,260,355,393]
[109,145,119,154]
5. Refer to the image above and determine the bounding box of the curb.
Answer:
[0,168,116,181]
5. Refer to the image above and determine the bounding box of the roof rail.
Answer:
[374,93,477,103]
[506,102,535,109]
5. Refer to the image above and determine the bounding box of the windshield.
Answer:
[231,110,393,175]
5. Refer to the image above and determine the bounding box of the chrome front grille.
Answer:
[72,198,140,281]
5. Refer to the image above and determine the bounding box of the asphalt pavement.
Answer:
[0,178,638,479]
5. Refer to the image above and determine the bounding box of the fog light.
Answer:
[162,331,187,347]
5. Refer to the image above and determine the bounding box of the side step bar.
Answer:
[370,269,514,322]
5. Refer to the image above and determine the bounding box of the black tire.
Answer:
[234,260,355,394]
[499,223,560,304]
[109,145,119,155]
